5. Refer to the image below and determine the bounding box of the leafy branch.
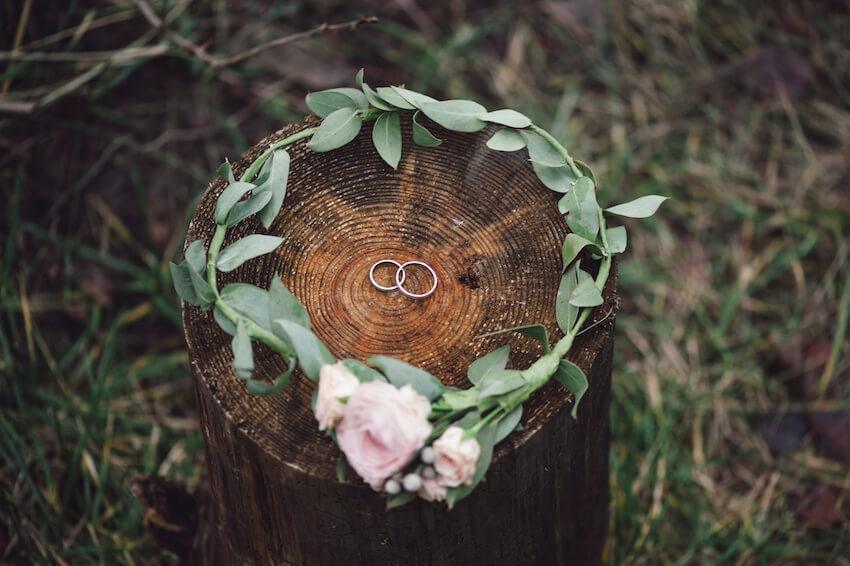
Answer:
[170,70,667,506]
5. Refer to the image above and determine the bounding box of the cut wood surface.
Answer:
[182,115,617,565]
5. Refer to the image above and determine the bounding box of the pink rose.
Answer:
[314,362,359,431]
[433,426,481,487]
[418,477,447,502]
[336,382,432,489]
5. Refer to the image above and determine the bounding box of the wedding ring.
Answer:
[395,261,438,299]
[370,259,406,291]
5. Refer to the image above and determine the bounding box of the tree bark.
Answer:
[181,116,616,565]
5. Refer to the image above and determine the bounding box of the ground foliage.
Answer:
[0,0,849,564]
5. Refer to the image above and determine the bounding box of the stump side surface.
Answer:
[183,116,613,477]
[191,318,613,565]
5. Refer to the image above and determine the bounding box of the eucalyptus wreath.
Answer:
[170,70,666,509]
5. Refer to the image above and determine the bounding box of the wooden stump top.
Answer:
[183,115,617,482]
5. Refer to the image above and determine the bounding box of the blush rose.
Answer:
[314,362,360,431]
[336,382,432,489]
[433,426,481,487]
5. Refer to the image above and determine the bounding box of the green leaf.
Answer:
[375,87,416,110]
[307,107,363,152]
[412,111,442,147]
[217,160,235,184]
[253,155,273,186]
[605,195,669,218]
[494,405,522,444]
[305,89,364,118]
[386,491,417,510]
[480,324,550,354]
[607,226,627,254]
[169,256,212,309]
[552,359,588,418]
[246,358,296,396]
[446,424,494,508]
[525,133,576,192]
[390,86,438,108]
[188,268,215,306]
[476,369,527,398]
[372,111,402,169]
[257,149,290,228]
[228,189,272,227]
[525,131,564,165]
[273,319,334,381]
[467,345,510,385]
[216,235,283,272]
[214,306,236,335]
[569,278,603,307]
[478,109,532,128]
[340,359,387,382]
[368,356,445,401]
[184,240,206,274]
[268,277,309,329]
[232,318,253,379]
[486,128,526,152]
[440,388,479,410]
[556,262,590,334]
[447,411,482,434]
[325,87,369,109]
[533,162,578,193]
[220,283,270,330]
[169,261,200,306]
[559,177,599,242]
[214,181,256,225]
[419,100,488,132]
[362,82,394,111]
[561,233,600,267]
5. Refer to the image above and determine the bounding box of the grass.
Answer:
[1,1,849,564]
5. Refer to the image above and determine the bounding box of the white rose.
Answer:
[433,426,481,487]
[314,362,359,431]
[336,382,433,489]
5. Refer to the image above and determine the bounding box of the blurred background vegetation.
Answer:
[1,0,848,564]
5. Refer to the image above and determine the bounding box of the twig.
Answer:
[0,44,168,114]
[0,45,169,62]
[133,0,379,68]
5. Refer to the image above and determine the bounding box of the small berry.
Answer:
[421,447,436,464]
[384,479,401,494]
[402,473,422,492]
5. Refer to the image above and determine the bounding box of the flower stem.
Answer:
[204,127,319,359]
[239,126,318,183]
[527,124,582,179]
[206,224,226,290]
[466,406,502,438]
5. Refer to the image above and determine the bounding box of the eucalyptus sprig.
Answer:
[171,70,667,507]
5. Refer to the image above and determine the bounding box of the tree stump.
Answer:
[182,116,616,566]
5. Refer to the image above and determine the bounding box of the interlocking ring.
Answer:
[369,259,438,299]
[369,259,406,291]
[395,261,438,299]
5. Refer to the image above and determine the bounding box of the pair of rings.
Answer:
[369,260,438,299]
